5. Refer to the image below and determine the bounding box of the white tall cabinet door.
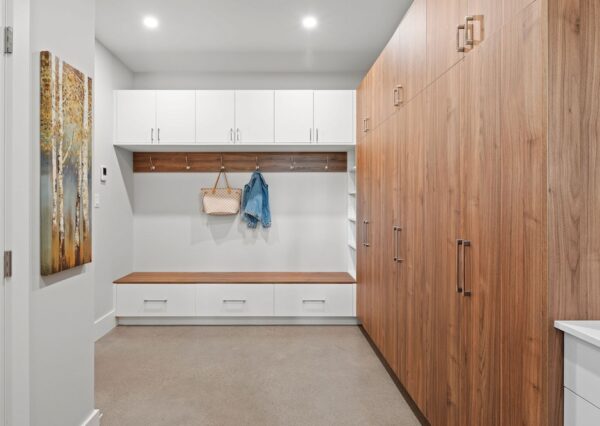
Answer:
[234,90,274,144]
[274,90,313,143]
[196,90,235,144]
[115,90,156,144]
[314,90,354,144]
[155,91,196,144]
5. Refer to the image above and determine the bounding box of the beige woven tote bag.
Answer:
[201,170,241,215]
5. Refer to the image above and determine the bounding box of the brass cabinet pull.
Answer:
[465,16,475,48]
[456,239,463,293]
[462,240,471,296]
[456,24,466,52]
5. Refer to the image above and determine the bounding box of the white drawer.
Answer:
[564,334,600,408]
[196,284,274,316]
[116,285,196,317]
[274,284,354,317]
[564,387,600,426]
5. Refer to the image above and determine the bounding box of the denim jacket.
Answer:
[242,171,271,228]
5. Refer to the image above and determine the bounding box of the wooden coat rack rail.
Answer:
[133,152,348,173]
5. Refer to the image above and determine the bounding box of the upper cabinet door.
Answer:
[115,90,156,144]
[398,0,427,104]
[426,0,468,85]
[155,91,196,144]
[314,90,354,144]
[274,90,314,143]
[234,90,274,144]
[196,91,235,144]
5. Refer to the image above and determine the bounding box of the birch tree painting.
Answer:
[40,51,92,275]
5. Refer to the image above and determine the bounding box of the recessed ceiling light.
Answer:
[143,15,159,29]
[302,16,318,30]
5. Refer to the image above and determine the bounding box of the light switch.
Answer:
[94,193,100,208]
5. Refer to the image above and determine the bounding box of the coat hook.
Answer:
[149,156,156,171]
[290,155,295,170]
[185,155,191,170]
[325,155,329,171]
[220,154,225,170]
[255,156,260,171]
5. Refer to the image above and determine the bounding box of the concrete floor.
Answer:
[95,326,420,426]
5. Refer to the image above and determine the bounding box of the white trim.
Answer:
[118,316,359,326]
[81,409,101,426]
[94,310,116,341]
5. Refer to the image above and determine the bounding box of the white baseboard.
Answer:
[81,409,101,426]
[118,316,359,326]
[95,310,116,341]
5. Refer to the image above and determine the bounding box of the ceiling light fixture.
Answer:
[302,16,318,30]
[143,15,159,29]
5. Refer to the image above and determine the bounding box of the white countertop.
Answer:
[555,321,600,349]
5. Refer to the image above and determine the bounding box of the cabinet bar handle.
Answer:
[465,16,475,47]
[365,220,370,247]
[223,299,246,303]
[395,226,404,263]
[393,88,399,107]
[302,299,326,303]
[310,128,312,142]
[316,128,319,142]
[151,128,154,143]
[462,240,471,296]
[236,128,240,142]
[230,128,233,142]
[398,85,404,105]
[457,24,466,52]
[456,239,463,293]
[144,299,167,303]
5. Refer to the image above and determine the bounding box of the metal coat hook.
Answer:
[149,156,156,171]
[325,155,329,171]
[220,154,225,170]
[290,156,295,170]
[185,155,191,170]
[255,156,260,171]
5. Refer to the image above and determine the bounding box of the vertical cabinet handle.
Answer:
[394,85,404,106]
[456,24,466,52]
[236,128,240,142]
[151,128,154,143]
[363,220,370,247]
[393,88,399,107]
[230,128,233,142]
[394,226,404,263]
[462,240,471,296]
[316,128,319,142]
[456,239,463,293]
[310,128,313,142]
[465,16,475,48]
[157,128,161,143]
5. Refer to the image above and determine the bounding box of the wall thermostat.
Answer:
[100,166,108,182]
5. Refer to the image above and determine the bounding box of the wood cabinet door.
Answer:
[426,0,468,84]
[234,90,274,144]
[400,92,429,414]
[376,27,403,127]
[397,0,427,104]
[196,90,235,144]
[274,90,313,144]
[459,28,502,426]
[426,64,462,426]
[115,90,156,144]
[356,129,371,330]
[314,90,354,144]
[356,73,373,141]
[155,91,196,144]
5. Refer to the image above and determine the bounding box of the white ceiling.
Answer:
[95,0,413,73]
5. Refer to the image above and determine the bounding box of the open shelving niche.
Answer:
[347,150,357,279]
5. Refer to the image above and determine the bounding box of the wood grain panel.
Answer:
[114,272,356,284]
[398,0,427,103]
[460,28,501,426]
[133,152,347,173]
[500,3,547,426]
[426,64,462,426]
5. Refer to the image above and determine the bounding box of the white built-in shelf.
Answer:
[113,143,355,153]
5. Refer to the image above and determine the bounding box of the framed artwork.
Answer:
[40,51,92,275]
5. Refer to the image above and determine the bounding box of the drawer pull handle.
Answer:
[223,299,247,303]
[144,299,167,303]
[302,299,326,303]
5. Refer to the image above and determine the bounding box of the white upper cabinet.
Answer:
[314,90,354,144]
[196,90,235,144]
[234,90,274,144]
[155,91,196,144]
[115,90,156,144]
[274,90,314,143]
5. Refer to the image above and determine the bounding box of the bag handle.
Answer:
[212,170,232,193]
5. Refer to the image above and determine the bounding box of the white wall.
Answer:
[93,41,134,337]
[134,172,348,272]
[29,0,97,425]
[133,71,362,90]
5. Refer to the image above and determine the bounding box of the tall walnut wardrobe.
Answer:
[356,0,600,425]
